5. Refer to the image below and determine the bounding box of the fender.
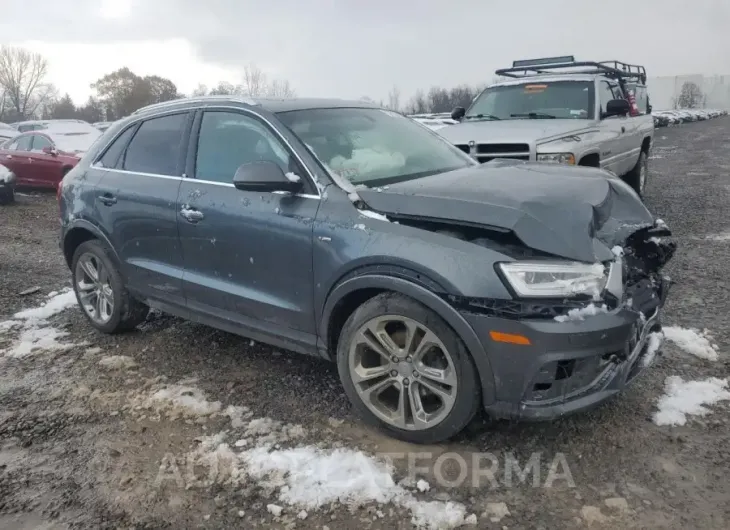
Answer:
[320,273,496,405]
[63,218,121,269]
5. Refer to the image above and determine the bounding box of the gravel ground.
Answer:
[1,119,729,529]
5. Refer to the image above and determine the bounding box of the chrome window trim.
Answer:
[93,104,323,197]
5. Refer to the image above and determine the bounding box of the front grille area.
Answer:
[454,143,530,163]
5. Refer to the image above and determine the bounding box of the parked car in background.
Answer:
[58,95,675,443]
[0,128,101,189]
[442,56,654,197]
[0,122,17,142]
[11,119,94,133]
[93,121,113,132]
[0,162,16,204]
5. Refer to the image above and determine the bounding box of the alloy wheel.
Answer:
[75,253,114,324]
[348,315,458,431]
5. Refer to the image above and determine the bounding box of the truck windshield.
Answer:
[467,81,595,120]
[277,107,476,187]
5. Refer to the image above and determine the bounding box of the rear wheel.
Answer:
[71,239,148,333]
[337,292,479,443]
[625,151,648,197]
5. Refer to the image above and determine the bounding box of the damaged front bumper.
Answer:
[458,223,676,421]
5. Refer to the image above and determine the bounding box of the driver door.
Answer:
[177,109,321,346]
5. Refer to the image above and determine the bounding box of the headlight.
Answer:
[537,153,575,165]
[498,261,607,298]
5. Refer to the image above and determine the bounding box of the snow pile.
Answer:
[642,332,664,367]
[140,384,223,418]
[0,289,81,358]
[359,209,390,222]
[653,376,730,426]
[98,355,138,370]
[554,303,609,323]
[663,327,720,361]
[240,445,469,529]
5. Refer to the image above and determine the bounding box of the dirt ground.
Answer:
[1,119,729,529]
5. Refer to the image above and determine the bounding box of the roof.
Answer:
[491,74,601,87]
[132,95,379,117]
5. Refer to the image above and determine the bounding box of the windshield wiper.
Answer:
[510,112,557,119]
[464,113,501,121]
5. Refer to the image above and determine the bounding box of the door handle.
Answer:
[5,155,11,159]
[98,194,117,206]
[180,207,204,223]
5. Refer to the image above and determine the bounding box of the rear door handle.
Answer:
[98,194,117,206]
[180,206,204,223]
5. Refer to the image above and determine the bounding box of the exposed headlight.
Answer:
[537,153,575,165]
[498,261,607,298]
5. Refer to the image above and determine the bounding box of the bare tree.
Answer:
[0,46,53,119]
[268,79,295,98]
[241,63,268,97]
[191,83,208,97]
[387,85,401,111]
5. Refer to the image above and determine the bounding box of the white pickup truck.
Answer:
[440,57,655,197]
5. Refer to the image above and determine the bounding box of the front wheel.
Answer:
[625,151,648,198]
[337,292,479,444]
[71,239,148,333]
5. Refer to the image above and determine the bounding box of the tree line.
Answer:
[0,44,493,124]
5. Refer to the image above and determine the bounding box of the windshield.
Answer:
[467,81,595,120]
[276,107,475,187]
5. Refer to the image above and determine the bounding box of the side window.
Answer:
[30,135,52,152]
[13,136,32,151]
[195,111,298,184]
[123,113,187,176]
[609,84,623,101]
[599,82,616,115]
[635,87,648,114]
[97,125,137,169]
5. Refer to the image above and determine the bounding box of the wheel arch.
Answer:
[63,220,120,270]
[319,273,497,405]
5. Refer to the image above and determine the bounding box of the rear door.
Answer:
[94,112,193,310]
[28,134,65,188]
[0,135,33,184]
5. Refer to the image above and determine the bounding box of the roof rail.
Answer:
[496,57,647,84]
[132,95,259,115]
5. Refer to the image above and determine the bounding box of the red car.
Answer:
[0,128,101,189]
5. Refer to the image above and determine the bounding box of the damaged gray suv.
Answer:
[58,96,676,443]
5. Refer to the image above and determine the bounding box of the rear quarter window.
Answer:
[97,125,138,169]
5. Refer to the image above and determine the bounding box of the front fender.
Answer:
[319,273,497,406]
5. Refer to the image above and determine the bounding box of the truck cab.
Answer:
[439,56,654,197]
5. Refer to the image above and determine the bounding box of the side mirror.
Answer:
[43,146,58,156]
[451,107,466,121]
[603,99,631,118]
[232,160,302,193]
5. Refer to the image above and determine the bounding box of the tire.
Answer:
[0,186,14,205]
[71,239,148,333]
[625,151,648,198]
[336,292,479,444]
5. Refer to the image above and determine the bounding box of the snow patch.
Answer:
[359,209,390,222]
[284,172,301,183]
[642,332,664,367]
[142,385,223,418]
[704,232,730,242]
[0,289,82,358]
[240,446,468,529]
[653,376,730,426]
[98,355,138,370]
[554,304,609,323]
[663,327,720,361]
[611,245,624,257]
[353,223,367,231]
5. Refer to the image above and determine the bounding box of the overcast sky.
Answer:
[2,0,728,104]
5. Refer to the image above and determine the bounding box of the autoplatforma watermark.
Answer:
[377,451,575,489]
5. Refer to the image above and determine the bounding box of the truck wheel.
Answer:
[625,151,648,198]
[337,292,479,444]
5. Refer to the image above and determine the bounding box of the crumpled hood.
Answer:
[358,160,655,263]
[438,119,596,145]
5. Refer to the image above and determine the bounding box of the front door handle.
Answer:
[98,194,117,206]
[5,155,11,159]
[180,206,204,223]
